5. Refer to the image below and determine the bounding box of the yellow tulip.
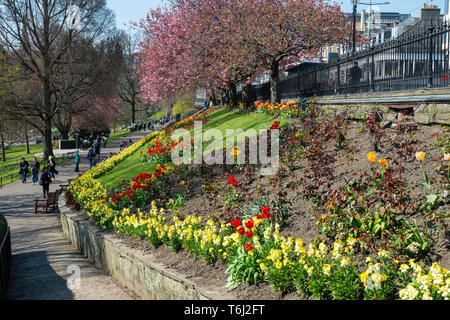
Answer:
[416,152,426,161]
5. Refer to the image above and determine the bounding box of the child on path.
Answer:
[40,167,52,198]
[48,156,58,181]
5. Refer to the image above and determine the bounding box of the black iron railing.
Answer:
[0,152,76,188]
[0,227,11,300]
[250,23,450,101]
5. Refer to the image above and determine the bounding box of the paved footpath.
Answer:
[0,130,153,300]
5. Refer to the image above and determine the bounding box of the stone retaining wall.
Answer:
[320,103,450,125]
[59,200,235,300]
[284,89,450,125]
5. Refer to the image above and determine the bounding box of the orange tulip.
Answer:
[378,159,388,168]
[367,152,377,163]
[230,149,242,157]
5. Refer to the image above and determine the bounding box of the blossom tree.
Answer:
[137,0,260,107]
[72,96,123,134]
[138,0,348,106]
[242,0,348,104]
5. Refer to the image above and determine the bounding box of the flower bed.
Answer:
[255,100,305,119]
[68,106,450,300]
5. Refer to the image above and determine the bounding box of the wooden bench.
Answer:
[35,189,62,215]
[59,177,79,191]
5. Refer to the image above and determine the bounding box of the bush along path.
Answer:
[65,104,450,301]
[0,130,153,300]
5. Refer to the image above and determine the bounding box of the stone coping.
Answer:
[58,199,236,300]
[315,87,450,102]
[316,95,450,105]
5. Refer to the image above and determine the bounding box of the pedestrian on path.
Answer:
[40,167,52,198]
[48,156,58,180]
[19,158,30,184]
[31,157,40,186]
[87,147,96,170]
[75,151,80,173]
[94,140,101,162]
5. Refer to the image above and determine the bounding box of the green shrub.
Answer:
[181,109,198,120]
[173,93,195,116]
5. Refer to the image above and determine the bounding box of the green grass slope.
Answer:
[98,108,286,191]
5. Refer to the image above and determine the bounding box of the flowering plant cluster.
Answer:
[141,136,181,164]
[112,164,170,210]
[270,121,281,130]
[70,156,450,300]
[88,131,160,179]
[256,100,301,118]
[67,106,449,300]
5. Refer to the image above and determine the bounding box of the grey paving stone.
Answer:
[0,129,157,300]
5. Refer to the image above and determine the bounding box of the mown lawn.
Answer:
[196,108,287,152]
[97,141,155,191]
[108,129,133,144]
[97,108,287,190]
[0,144,43,171]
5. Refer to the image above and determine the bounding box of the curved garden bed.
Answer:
[66,104,450,300]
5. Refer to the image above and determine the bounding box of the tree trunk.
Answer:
[42,1,54,160]
[225,90,230,105]
[43,117,54,160]
[229,83,238,108]
[209,92,218,106]
[25,129,30,154]
[54,112,72,140]
[242,83,254,111]
[0,130,5,162]
[131,101,136,124]
[270,60,281,104]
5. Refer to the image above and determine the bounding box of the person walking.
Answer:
[19,158,30,184]
[31,157,40,186]
[39,167,52,198]
[87,147,96,170]
[47,156,57,181]
[94,141,101,162]
[75,151,80,173]
[348,61,362,94]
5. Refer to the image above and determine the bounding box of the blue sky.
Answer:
[107,0,449,30]
[107,0,168,29]
[339,0,448,14]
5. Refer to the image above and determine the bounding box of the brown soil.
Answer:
[111,119,449,300]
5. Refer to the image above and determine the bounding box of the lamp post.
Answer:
[359,1,390,46]
[352,0,390,53]
[352,0,359,54]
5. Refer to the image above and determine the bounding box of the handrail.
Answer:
[0,227,11,300]
[0,152,75,188]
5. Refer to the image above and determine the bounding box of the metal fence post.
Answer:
[428,25,435,88]
[336,63,341,95]
[371,50,375,92]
